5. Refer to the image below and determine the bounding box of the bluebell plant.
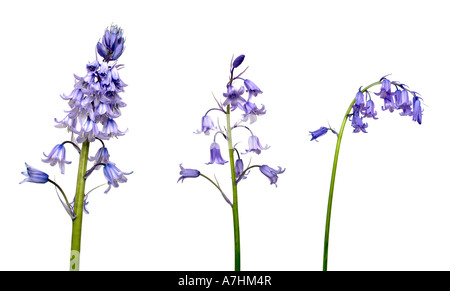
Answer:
[20,25,131,271]
[179,55,285,271]
[310,75,423,271]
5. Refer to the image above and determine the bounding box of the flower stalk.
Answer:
[69,140,90,271]
[226,105,241,271]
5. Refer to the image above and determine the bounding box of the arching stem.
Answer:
[323,81,381,271]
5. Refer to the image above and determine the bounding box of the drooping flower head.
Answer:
[309,127,329,141]
[375,78,393,100]
[311,76,424,271]
[42,144,72,174]
[353,91,366,111]
[206,142,228,165]
[350,108,368,133]
[99,118,127,140]
[363,99,378,119]
[102,162,133,194]
[77,117,100,143]
[412,95,423,125]
[375,79,395,112]
[235,158,250,184]
[54,114,78,133]
[178,164,200,183]
[244,135,270,155]
[244,79,263,99]
[20,163,49,184]
[195,115,216,135]
[396,90,413,116]
[259,165,286,187]
[89,146,110,170]
[311,76,423,139]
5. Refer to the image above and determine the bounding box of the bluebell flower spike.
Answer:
[180,54,284,271]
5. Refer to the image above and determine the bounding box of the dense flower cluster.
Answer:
[21,25,131,217]
[310,76,423,140]
[55,58,128,143]
[179,55,285,203]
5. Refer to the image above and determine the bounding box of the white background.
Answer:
[0,0,449,271]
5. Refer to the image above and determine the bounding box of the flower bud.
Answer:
[232,54,245,69]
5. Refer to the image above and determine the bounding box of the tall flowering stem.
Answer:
[179,55,284,271]
[322,81,380,271]
[20,25,131,271]
[70,141,90,271]
[226,105,241,271]
[313,77,424,271]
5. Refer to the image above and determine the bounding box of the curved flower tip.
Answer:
[206,142,228,165]
[309,126,328,141]
[42,144,72,174]
[194,115,216,135]
[102,162,132,193]
[244,135,270,154]
[178,164,200,183]
[259,165,285,187]
[89,147,110,170]
[232,55,245,69]
[244,79,263,98]
[20,163,49,184]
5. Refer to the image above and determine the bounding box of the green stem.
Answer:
[226,105,240,271]
[69,140,90,271]
[322,81,381,271]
